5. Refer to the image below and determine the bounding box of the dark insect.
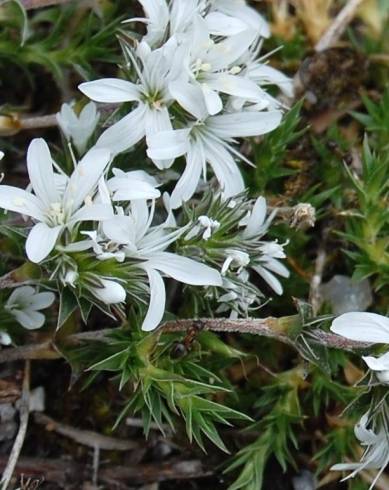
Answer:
[170,320,205,359]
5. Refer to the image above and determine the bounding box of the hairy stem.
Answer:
[0,317,370,364]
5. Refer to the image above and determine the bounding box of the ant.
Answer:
[170,320,205,359]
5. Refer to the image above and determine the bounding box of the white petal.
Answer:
[27,139,60,208]
[207,74,264,101]
[363,352,389,371]
[0,185,45,221]
[213,1,270,38]
[28,291,55,310]
[146,129,190,160]
[26,223,62,263]
[111,180,160,201]
[95,105,146,155]
[203,140,245,198]
[79,79,141,103]
[6,286,35,306]
[206,30,257,70]
[170,144,203,209]
[64,148,111,213]
[102,215,136,245]
[91,279,126,304]
[249,64,294,98]
[201,84,223,116]
[147,252,222,286]
[261,258,290,278]
[14,310,45,330]
[69,203,113,225]
[253,264,283,295]
[144,107,174,169]
[169,81,208,120]
[331,312,389,344]
[141,268,166,331]
[209,111,283,138]
[205,12,248,35]
[244,197,267,237]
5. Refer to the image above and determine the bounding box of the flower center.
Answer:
[47,202,65,226]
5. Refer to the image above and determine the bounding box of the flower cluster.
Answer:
[79,0,292,208]
[331,312,389,486]
[0,0,291,337]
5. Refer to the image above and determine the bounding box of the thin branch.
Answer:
[34,413,140,451]
[315,0,365,52]
[21,0,71,9]
[309,248,327,315]
[0,360,30,490]
[19,114,58,130]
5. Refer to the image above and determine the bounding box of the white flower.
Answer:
[0,138,113,263]
[90,278,126,305]
[208,0,270,38]
[79,39,184,167]
[331,312,389,384]
[56,102,100,154]
[5,286,55,330]
[222,250,250,275]
[62,270,79,288]
[147,111,282,208]
[362,352,389,384]
[185,215,220,240]
[241,197,289,295]
[73,199,222,330]
[332,412,389,489]
[0,151,4,160]
[0,331,11,345]
[129,0,269,47]
[171,18,267,116]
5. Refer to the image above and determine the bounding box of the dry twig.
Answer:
[315,0,365,51]
[21,0,71,9]
[309,248,327,315]
[34,413,140,451]
[0,361,31,490]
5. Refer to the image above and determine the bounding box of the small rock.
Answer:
[0,420,17,441]
[0,403,16,422]
[321,275,373,315]
[292,470,317,490]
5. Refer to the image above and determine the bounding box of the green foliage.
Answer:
[0,1,122,86]
[352,89,389,151]
[225,366,305,489]
[252,101,305,192]
[73,327,252,453]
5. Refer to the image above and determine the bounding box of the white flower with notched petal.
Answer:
[147,111,282,208]
[57,102,100,154]
[79,39,184,167]
[332,411,389,489]
[129,0,269,47]
[170,17,268,117]
[0,138,113,263]
[74,199,222,331]
[5,286,55,330]
[331,312,389,384]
